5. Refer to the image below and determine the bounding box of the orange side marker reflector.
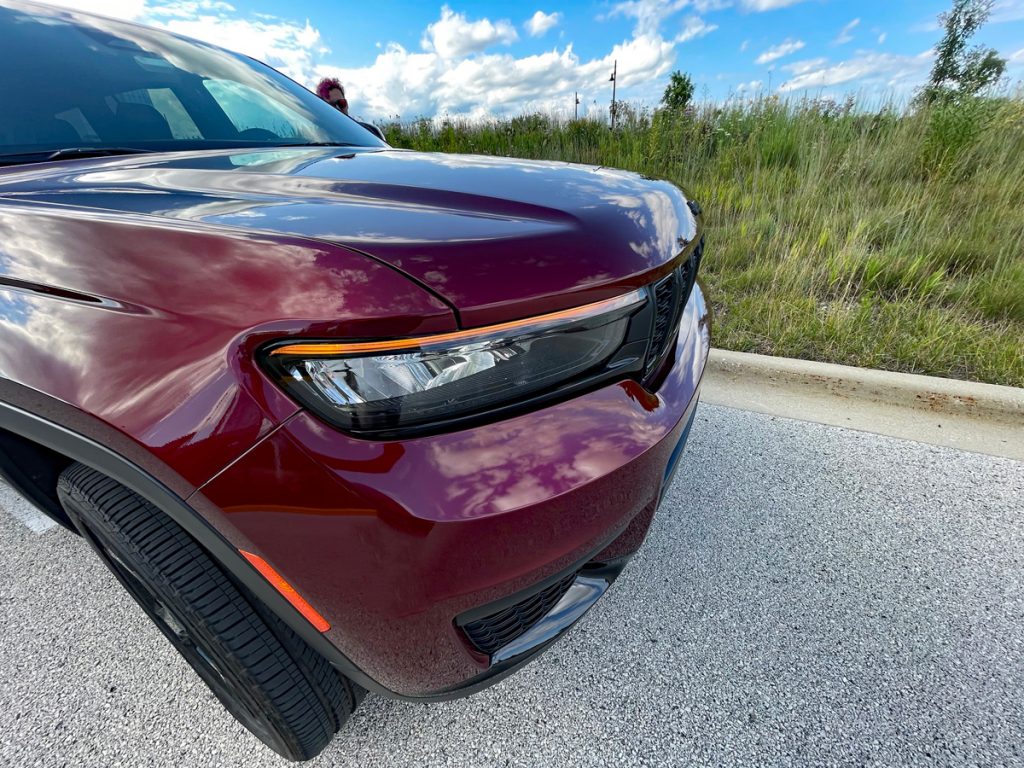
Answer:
[240,550,331,633]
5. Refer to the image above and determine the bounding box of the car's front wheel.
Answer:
[57,462,357,761]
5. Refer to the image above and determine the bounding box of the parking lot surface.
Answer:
[1,404,1022,767]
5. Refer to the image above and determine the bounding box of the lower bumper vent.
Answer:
[461,571,579,656]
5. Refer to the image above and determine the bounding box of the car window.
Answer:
[204,79,316,141]
[111,88,202,140]
[0,3,385,158]
[53,109,99,142]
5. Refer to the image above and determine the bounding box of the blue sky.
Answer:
[48,0,1024,120]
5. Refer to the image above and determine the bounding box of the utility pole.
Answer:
[609,60,618,129]
[574,91,580,120]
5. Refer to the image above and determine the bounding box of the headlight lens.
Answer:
[263,289,647,436]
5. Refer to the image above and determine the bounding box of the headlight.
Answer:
[262,288,648,437]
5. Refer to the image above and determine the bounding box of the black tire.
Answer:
[57,462,357,761]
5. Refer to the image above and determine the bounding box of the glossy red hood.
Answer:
[0,147,697,326]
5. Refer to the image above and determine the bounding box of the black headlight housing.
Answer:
[260,238,703,439]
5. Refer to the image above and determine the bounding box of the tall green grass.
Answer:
[381,96,1024,387]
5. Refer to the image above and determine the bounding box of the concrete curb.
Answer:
[701,349,1024,461]
[706,349,1024,426]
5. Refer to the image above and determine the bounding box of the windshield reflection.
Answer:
[0,2,384,156]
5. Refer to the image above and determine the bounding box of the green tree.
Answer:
[661,71,695,112]
[922,0,1006,103]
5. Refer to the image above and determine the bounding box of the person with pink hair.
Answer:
[314,76,386,142]
[316,77,348,115]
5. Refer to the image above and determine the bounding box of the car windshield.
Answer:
[0,2,385,163]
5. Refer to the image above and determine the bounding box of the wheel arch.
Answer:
[0,426,77,530]
[0,396,392,698]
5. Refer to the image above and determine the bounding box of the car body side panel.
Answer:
[0,202,456,488]
[195,285,710,695]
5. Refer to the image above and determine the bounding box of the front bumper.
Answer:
[197,284,710,698]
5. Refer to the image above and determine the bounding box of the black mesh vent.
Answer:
[680,237,703,302]
[647,273,677,373]
[462,571,579,656]
[644,236,704,376]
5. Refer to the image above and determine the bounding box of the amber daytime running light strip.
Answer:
[270,288,648,358]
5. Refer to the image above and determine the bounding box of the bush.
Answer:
[920,96,995,173]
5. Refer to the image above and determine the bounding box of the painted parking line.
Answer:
[0,482,58,534]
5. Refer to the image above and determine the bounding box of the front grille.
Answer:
[644,236,704,375]
[680,236,703,300]
[648,272,677,369]
[462,571,578,656]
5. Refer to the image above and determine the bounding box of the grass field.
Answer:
[381,96,1024,387]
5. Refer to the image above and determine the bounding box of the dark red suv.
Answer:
[0,1,709,760]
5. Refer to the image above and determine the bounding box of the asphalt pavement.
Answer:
[1,404,1022,767]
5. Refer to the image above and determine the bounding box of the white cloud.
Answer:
[739,0,810,10]
[833,18,860,46]
[739,39,749,52]
[313,1,713,120]
[605,1,717,44]
[756,39,805,65]
[669,0,803,8]
[692,0,732,10]
[525,10,561,37]
[319,29,679,121]
[1009,47,1024,62]
[992,0,1024,23]
[606,0,690,37]
[735,79,763,92]
[155,12,322,83]
[676,15,717,43]
[878,32,887,45]
[784,57,828,76]
[148,1,237,19]
[778,50,934,93]
[422,5,518,59]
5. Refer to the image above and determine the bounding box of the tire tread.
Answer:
[57,463,356,761]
